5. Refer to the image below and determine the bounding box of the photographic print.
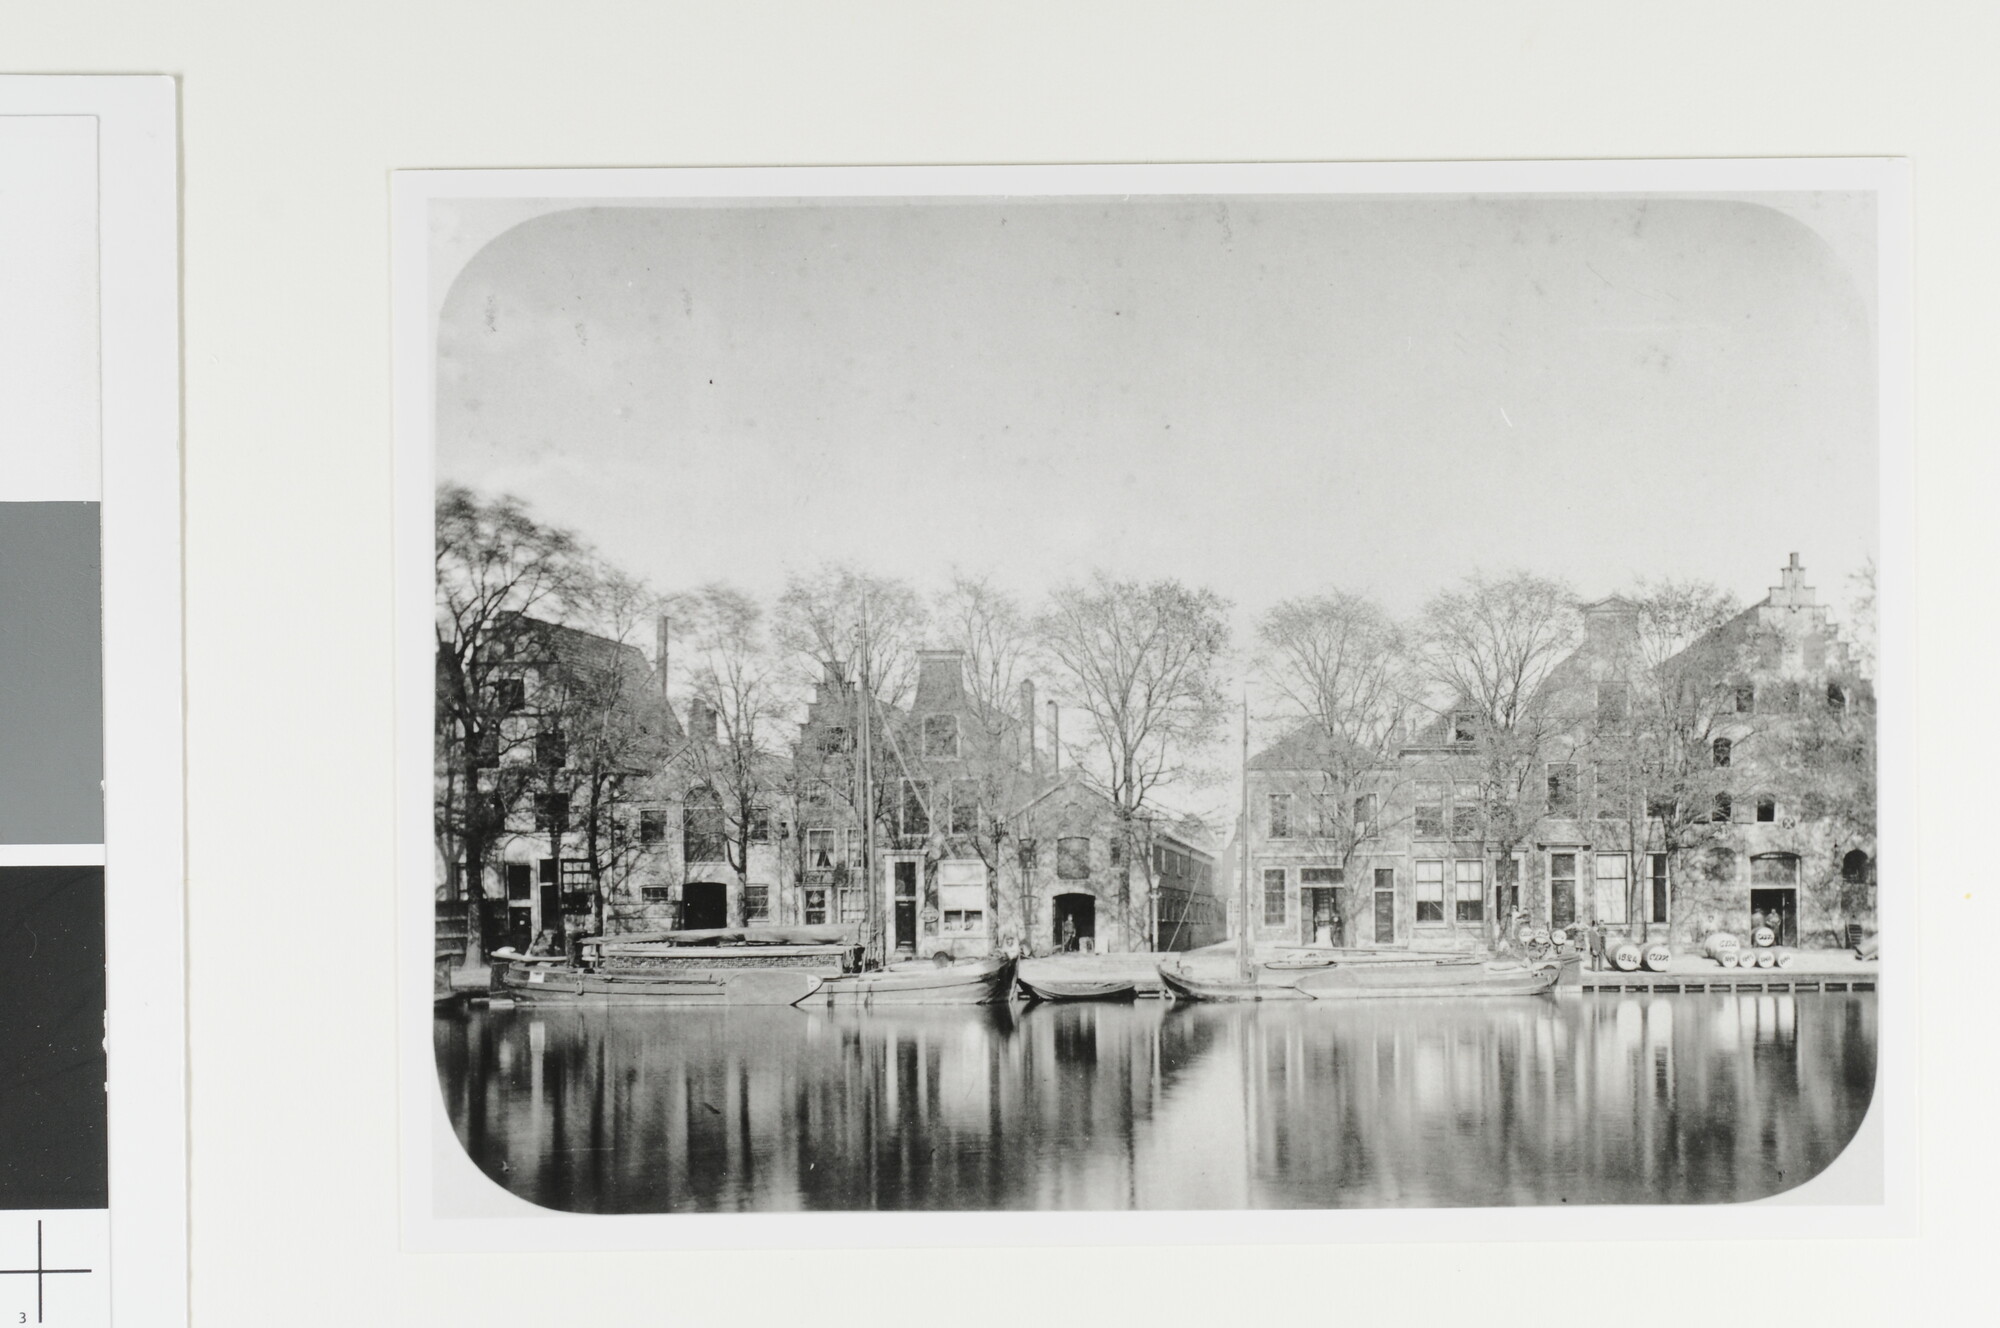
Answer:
[401,163,1904,1235]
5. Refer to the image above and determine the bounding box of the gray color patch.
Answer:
[0,502,103,843]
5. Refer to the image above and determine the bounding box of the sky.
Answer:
[433,190,1879,816]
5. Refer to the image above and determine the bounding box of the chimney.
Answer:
[689,697,717,743]
[1020,679,1038,774]
[655,614,671,703]
[1047,700,1061,775]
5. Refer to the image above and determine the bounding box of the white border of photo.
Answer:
[394,158,1911,1251]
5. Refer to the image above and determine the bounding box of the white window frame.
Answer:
[1414,859,1446,925]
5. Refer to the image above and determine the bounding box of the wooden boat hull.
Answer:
[1018,977,1138,1003]
[1296,962,1561,1000]
[811,957,1017,1006]
[495,962,823,1006]
[1158,964,1310,1002]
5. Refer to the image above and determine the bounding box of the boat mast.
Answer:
[857,594,879,969]
[1237,692,1253,983]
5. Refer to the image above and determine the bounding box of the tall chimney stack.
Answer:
[1047,700,1061,776]
[1021,679,1038,774]
[655,614,671,702]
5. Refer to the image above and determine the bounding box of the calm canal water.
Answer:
[435,992,1875,1212]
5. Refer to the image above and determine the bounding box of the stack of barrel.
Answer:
[1703,917,1795,970]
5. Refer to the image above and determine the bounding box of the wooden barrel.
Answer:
[1607,941,1642,972]
[1532,926,1551,947]
[1752,926,1776,948]
[1703,932,1741,961]
[1549,928,1568,949]
[1516,925,1536,946]
[1753,947,1777,968]
[1642,943,1672,972]
[1774,950,1794,968]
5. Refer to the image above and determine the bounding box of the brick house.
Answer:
[1240,556,1875,953]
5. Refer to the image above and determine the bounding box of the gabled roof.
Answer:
[1247,723,1381,772]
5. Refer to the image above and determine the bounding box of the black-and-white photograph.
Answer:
[419,172,1888,1217]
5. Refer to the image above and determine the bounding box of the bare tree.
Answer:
[776,564,927,707]
[1252,592,1416,921]
[933,572,1038,734]
[1414,571,1581,943]
[540,565,677,939]
[678,584,796,926]
[1578,581,1746,943]
[434,485,593,962]
[1038,573,1231,949]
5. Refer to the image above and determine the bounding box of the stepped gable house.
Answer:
[1241,556,1874,952]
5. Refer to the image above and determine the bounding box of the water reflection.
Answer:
[435,993,1875,1212]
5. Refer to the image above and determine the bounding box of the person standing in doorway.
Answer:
[1587,919,1605,972]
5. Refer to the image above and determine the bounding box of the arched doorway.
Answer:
[1052,892,1096,952]
[682,881,728,930]
[1749,854,1800,947]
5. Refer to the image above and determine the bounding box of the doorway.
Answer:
[505,863,534,952]
[682,880,727,930]
[893,860,918,953]
[1053,892,1096,951]
[1749,888,1798,946]
[1372,867,1395,945]
[1301,887,1340,946]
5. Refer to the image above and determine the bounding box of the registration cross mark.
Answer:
[0,1223,91,1324]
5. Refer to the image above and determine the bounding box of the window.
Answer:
[899,778,929,837]
[1645,792,1676,821]
[1596,682,1630,724]
[1735,684,1756,714]
[535,730,568,768]
[1056,836,1091,880]
[1550,852,1577,927]
[1110,839,1124,867]
[641,885,673,904]
[470,728,500,769]
[743,886,770,923]
[922,714,960,759]
[803,887,828,925]
[949,778,981,836]
[1594,853,1629,926]
[1268,793,1292,839]
[1826,682,1847,710]
[1546,763,1578,817]
[1712,737,1732,768]
[942,908,984,934]
[1595,764,1628,820]
[1452,711,1478,744]
[1414,782,1445,837]
[639,809,668,844]
[683,789,726,862]
[1300,866,1342,887]
[818,724,851,755]
[1017,838,1039,870]
[1353,793,1378,837]
[1755,794,1776,823]
[535,792,570,835]
[1711,793,1733,824]
[748,805,772,842]
[1454,860,1484,923]
[1451,783,1481,838]
[1648,853,1669,925]
[1263,869,1288,925]
[491,677,526,714]
[1415,861,1445,923]
[805,828,837,870]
